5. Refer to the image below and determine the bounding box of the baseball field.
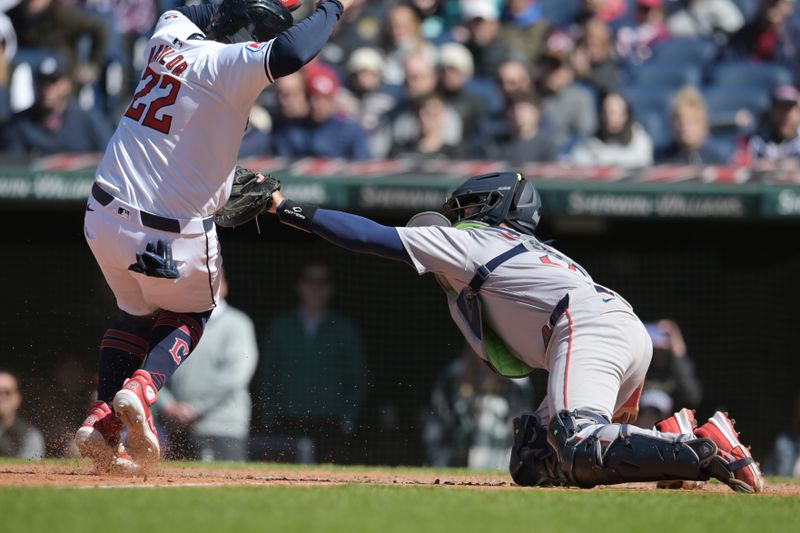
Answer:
[1,459,798,533]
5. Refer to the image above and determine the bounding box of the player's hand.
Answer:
[267,190,286,214]
[656,319,687,358]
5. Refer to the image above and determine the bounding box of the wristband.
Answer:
[276,199,318,232]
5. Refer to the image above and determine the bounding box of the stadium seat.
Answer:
[629,63,702,88]
[650,38,719,68]
[0,86,9,123]
[709,61,793,90]
[638,109,673,152]
[703,85,769,135]
[539,0,582,28]
[620,85,678,120]
[702,86,770,116]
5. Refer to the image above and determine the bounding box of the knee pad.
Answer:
[509,414,563,486]
[550,410,717,488]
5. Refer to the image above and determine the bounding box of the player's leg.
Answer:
[78,207,160,471]
[512,304,650,487]
[543,304,762,492]
[113,226,221,465]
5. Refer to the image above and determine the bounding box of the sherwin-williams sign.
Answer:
[1,157,799,219]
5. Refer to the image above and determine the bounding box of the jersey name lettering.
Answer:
[147,44,188,76]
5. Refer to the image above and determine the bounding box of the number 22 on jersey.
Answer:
[124,66,181,134]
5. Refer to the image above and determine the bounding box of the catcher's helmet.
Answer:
[442,172,542,235]
[208,0,301,44]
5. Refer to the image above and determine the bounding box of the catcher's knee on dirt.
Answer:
[549,409,717,488]
[509,414,563,486]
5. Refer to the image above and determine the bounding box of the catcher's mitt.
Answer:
[214,166,281,228]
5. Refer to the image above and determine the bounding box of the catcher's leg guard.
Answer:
[549,409,717,488]
[509,414,564,486]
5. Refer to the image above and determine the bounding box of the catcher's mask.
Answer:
[442,172,542,235]
[208,0,301,44]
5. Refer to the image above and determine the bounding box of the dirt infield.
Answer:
[1,462,798,495]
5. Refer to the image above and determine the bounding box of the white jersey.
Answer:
[96,11,276,219]
[397,224,609,369]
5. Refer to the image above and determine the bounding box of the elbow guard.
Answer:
[276,199,318,232]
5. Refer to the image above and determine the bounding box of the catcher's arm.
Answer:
[267,191,411,263]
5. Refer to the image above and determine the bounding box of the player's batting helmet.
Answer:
[209,0,301,43]
[442,172,542,235]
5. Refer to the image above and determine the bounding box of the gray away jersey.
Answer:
[396,225,599,370]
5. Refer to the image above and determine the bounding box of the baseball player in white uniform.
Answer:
[75,0,353,472]
[265,172,764,493]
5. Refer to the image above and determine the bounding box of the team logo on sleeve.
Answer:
[246,42,268,52]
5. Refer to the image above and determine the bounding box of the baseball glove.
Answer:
[214,166,281,228]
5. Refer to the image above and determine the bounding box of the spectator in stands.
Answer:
[615,0,670,64]
[643,320,703,409]
[64,0,158,100]
[570,91,654,166]
[764,390,800,477]
[0,12,15,90]
[483,91,558,163]
[255,263,367,463]
[271,65,371,160]
[460,0,518,78]
[341,47,397,157]
[658,86,730,164]
[497,58,534,101]
[726,0,800,81]
[438,42,484,145]
[320,0,385,69]
[390,92,465,159]
[7,0,107,86]
[498,0,550,67]
[0,370,45,459]
[570,18,619,95]
[386,53,463,159]
[237,103,272,162]
[409,0,463,42]
[272,71,311,124]
[0,55,113,155]
[156,271,258,462]
[537,40,598,147]
[380,3,437,85]
[576,0,629,28]
[667,0,745,42]
[422,345,533,470]
[741,84,800,167]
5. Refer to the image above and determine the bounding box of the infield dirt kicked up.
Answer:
[2,461,799,495]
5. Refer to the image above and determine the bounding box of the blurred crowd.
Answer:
[3,0,800,169]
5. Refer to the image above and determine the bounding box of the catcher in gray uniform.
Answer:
[265,171,764,493]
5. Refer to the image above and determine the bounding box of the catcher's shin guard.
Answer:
[509,414,563,486]
[549,410,716,488]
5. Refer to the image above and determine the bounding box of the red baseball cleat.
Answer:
[695,411,765,493]
[108,445,141,476]
[655,408,697,435]
[75,401,124,472]
[113,370,160,466]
